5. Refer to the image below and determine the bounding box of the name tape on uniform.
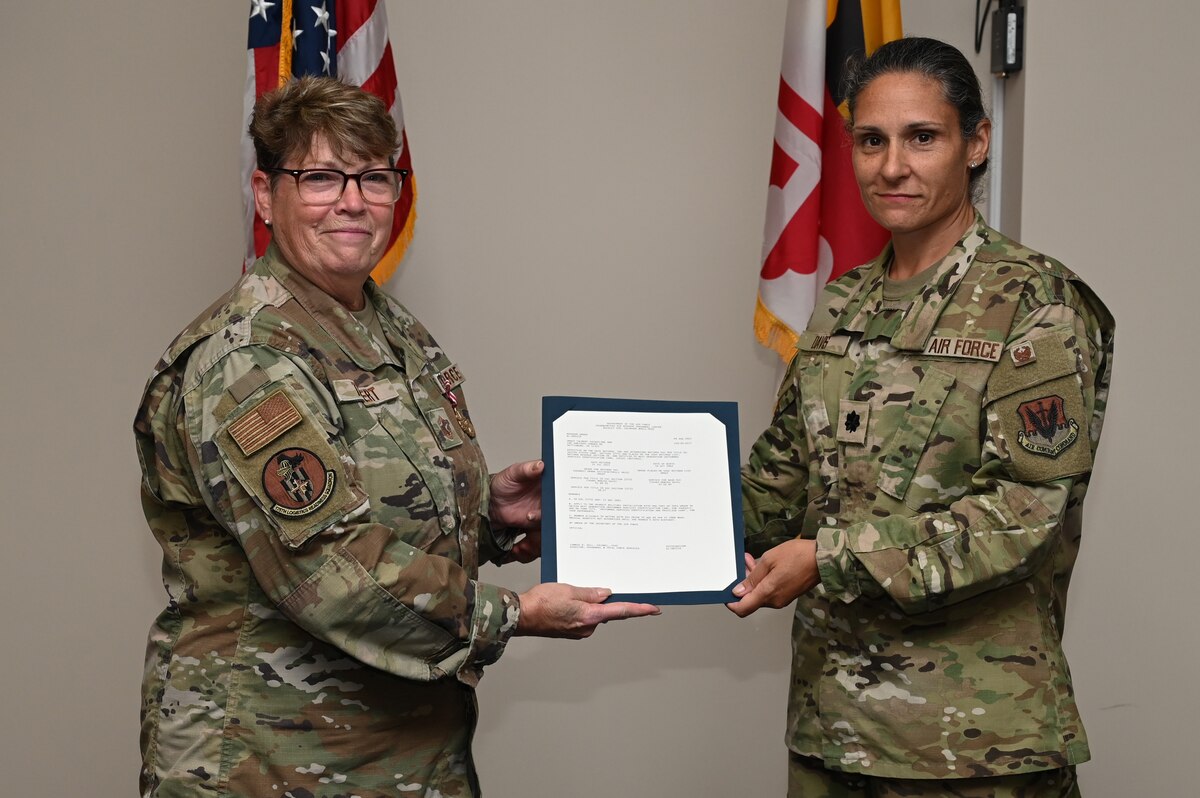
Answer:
[797,333,850,356]
[332,379,400,406]
[923,336,1003,362]
[434,364,465,394]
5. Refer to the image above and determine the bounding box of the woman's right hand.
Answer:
[515,584,660,639]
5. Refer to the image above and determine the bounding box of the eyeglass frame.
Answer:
[262,166,411,206]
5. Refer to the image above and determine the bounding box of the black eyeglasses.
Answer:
[264,167,410,206]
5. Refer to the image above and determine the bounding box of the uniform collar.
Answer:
[833,211,991,351]
[259,243,411,372]
[365,280,434,381]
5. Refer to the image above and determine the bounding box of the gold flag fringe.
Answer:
[370,176,418,286]
[278,0,294,85]
[754,294,800,362]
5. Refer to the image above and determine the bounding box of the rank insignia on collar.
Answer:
[1011,340,1037,367]
[1016,395,1079,458]
[262,448,336,517]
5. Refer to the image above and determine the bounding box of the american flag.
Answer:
[243,0,416,283]
[754,0,901,360]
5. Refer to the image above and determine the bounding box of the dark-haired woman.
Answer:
[729,38,1113,797]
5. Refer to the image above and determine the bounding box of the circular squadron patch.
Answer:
[262,447,336,517]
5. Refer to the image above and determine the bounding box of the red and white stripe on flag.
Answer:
[754,0,902,360]
[242,0,416,284]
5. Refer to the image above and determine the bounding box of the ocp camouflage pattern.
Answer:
[742,215,1114,780]
[134,244,519,797]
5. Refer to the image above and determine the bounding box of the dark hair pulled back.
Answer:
[842,37,989,195]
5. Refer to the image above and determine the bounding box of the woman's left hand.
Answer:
[490,459,544,529]
[725,539,819,617]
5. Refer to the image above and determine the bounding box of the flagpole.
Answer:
[988,74,1004,231]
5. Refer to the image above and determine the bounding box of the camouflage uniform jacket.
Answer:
[134,244,520,797]
[742,217,1114,779]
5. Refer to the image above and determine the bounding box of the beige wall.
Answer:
[2,2,1194,795]
[1018,2,1200,796]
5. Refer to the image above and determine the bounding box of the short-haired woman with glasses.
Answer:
[134,76,657,798]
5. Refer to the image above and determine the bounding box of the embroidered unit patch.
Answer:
[1010,340,1037,367]
[262,447,336,517]
[1015,395,1080,458]
[228,390,302,456]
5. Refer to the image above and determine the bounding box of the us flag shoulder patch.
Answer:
[228,389,303,456]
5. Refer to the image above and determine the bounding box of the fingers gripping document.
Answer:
[541,397,745,604]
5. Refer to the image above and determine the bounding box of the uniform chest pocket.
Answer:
[876,365,958,508]
[333,378,459,543]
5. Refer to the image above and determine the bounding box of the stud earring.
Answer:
[969,161,977,169]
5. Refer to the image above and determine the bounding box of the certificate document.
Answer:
[541,396,745,604]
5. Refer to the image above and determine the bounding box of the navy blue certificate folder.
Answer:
[540,396,745,605]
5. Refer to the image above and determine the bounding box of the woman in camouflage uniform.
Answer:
[134,76,657,798]
[729,38,1113,797]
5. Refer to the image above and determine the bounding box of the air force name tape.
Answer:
[923,335,1003,362]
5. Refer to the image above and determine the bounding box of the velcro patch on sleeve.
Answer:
[992,378,1092,481]
[986,329,1092,480]
[217,384,366,549]
[227,389,302,455]
[227,365,270,403]
[985,330,1075,404]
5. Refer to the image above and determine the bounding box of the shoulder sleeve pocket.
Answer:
[215,383,368,549]
[985,329,1076,403]
[986,329,1092,481]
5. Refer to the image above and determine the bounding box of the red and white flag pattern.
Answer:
[243,0,416,284]
[754,0,902,359]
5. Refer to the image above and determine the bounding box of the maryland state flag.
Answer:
[754,0,902,359]
[244,0,416,284]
